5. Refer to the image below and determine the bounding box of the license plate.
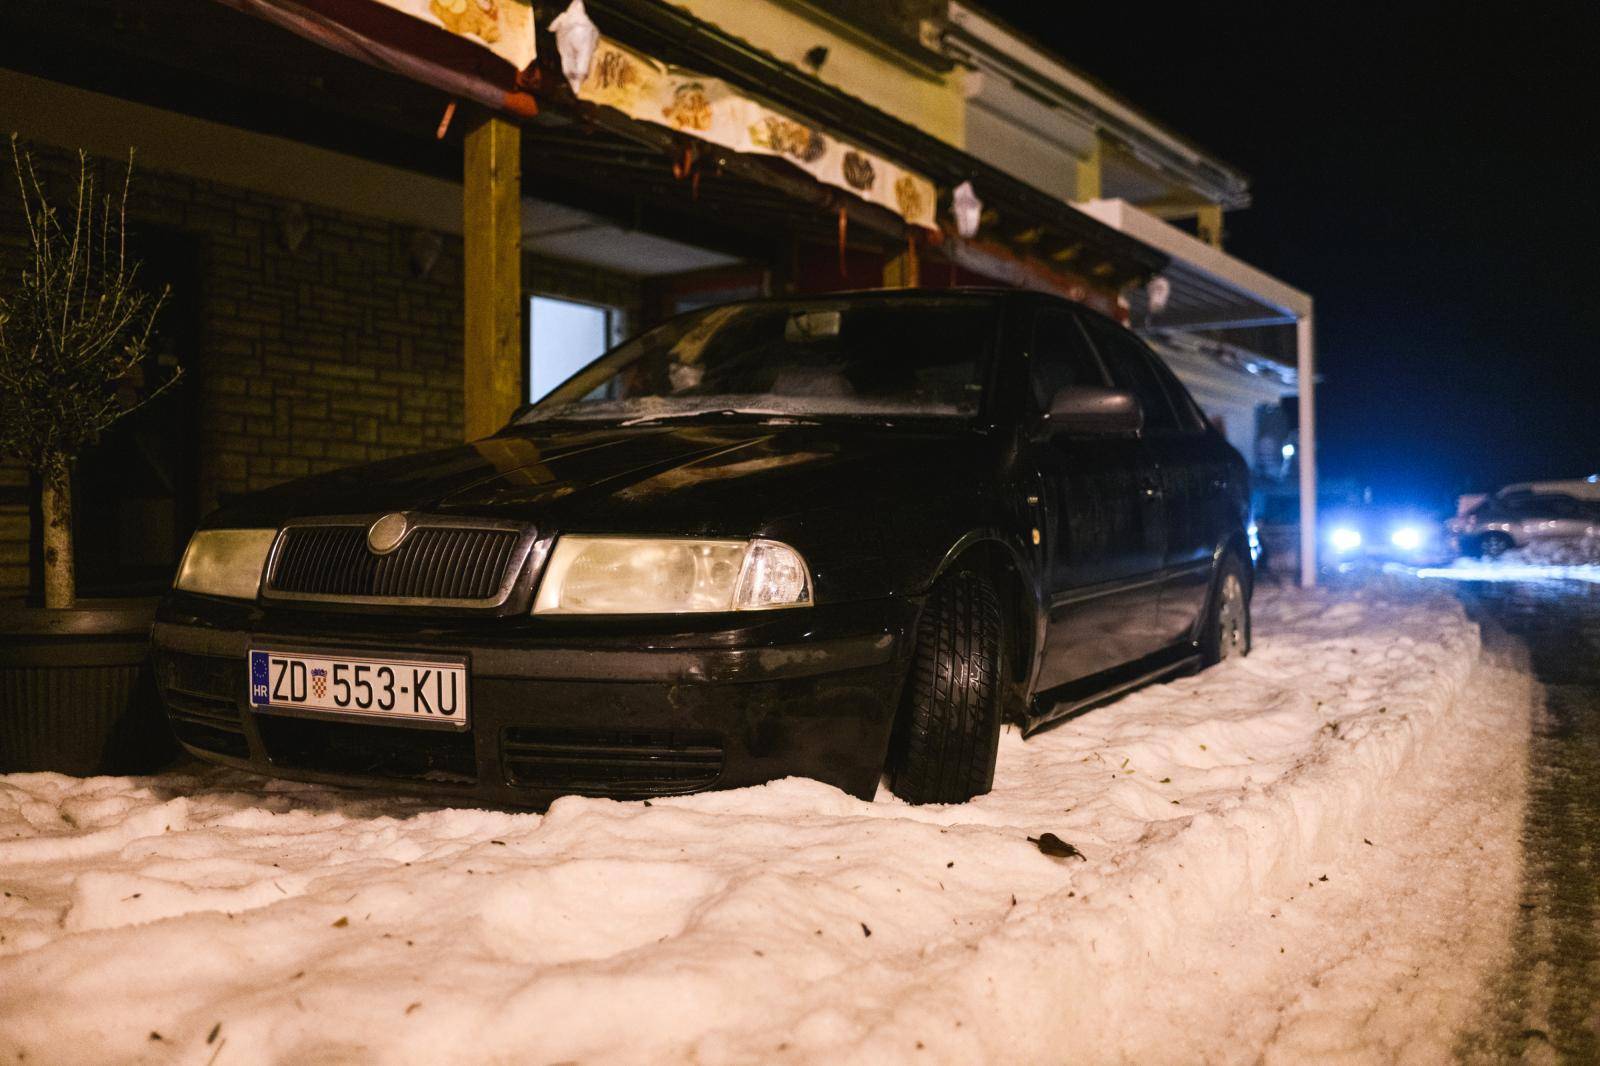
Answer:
[249,650,468,726]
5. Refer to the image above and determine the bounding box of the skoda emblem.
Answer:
[366,512,410,555]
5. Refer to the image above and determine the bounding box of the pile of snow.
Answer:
[1418,536,1600,584]
[0,578,1527,1063]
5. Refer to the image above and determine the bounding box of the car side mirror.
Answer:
[1036,385,1143,438]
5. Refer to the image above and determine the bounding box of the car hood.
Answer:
[211,420,989,538]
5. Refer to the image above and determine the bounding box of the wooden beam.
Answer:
[463,113,523,441]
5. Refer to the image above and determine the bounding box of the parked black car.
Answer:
[153,290,1252,806]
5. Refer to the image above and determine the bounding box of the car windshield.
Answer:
[518,297,998,425]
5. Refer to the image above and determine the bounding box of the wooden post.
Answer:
[882,239,920,288]
[1074,134,1103,202]
[1196,203,1224,248]
[463,114,523,441]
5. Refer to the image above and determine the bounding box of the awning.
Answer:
[1077,198,1310,332]
[584,0,1166,286]
[215,0,1166,294]
[215,0,541,116]
[572,36,938,230]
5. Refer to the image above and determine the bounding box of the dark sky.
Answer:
[979,2,1600,510]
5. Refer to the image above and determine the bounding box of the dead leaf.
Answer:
[1029,833,1086,861]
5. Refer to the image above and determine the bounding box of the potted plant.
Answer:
[0,135,177,774]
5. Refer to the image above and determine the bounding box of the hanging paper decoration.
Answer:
[951,180,982,239]
[1147,275,1172,315]
[372,0,537,69]
[571,37,937,229]
[549,0,599,94]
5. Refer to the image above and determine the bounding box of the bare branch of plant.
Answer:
[0,134,175,490]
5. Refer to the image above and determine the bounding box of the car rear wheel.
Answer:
[1200,553,1251,666]
[887,570,1003,805]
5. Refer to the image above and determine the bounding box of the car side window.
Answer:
[1028,309,1108,410]
[1143,349,1211,435]
[1076,312,1180,432]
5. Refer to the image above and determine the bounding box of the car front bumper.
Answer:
[151,594,917,808]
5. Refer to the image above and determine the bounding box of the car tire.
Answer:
[887,570,1004,805]
[1479,532,1514,558]
[1200,553,1251,666]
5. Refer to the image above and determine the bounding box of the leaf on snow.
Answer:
[1028,833,1086,861]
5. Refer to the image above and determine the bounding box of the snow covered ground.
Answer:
[1415,535,1600,584]
[0,577,1533,1064]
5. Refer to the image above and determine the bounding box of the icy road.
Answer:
[0,578,1541,1063]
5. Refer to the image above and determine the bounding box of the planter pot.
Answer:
[0,598,178,775]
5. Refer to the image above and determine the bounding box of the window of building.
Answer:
[527,295,617,403]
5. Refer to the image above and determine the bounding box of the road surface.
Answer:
[1456,577,1600,1061]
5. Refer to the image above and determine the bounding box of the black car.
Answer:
[154,290,1252,807]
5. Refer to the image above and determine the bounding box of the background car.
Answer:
[1446,491,1600,557]
[154,290,1253,808]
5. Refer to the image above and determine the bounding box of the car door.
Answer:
[1140,346,1229,644]
[1540,495,1591,539]
[1076,312,1213,651]
[1027,307,1167,693]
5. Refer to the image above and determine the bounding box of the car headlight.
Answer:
[532,536,812,614]
[174,529,278,600]
[1329,526,1362,553]
[1390,526,1424,551]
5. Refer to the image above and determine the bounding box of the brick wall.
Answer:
[0,147,642,599]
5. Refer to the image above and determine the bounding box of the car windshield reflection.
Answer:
[518,297,998,425]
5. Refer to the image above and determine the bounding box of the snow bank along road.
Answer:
[0,578,1533,1064]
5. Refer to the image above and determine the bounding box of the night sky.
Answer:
[981,3,1600,511]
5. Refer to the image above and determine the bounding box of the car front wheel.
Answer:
[887,570,1003,805]
[1200,553,1251,665]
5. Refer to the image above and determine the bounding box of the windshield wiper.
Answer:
[618,408,806,427]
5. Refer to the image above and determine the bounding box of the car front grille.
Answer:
[265,521,530,606]
[501,727,724,796]
[158,650,250,759]
[257,715,477,785]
